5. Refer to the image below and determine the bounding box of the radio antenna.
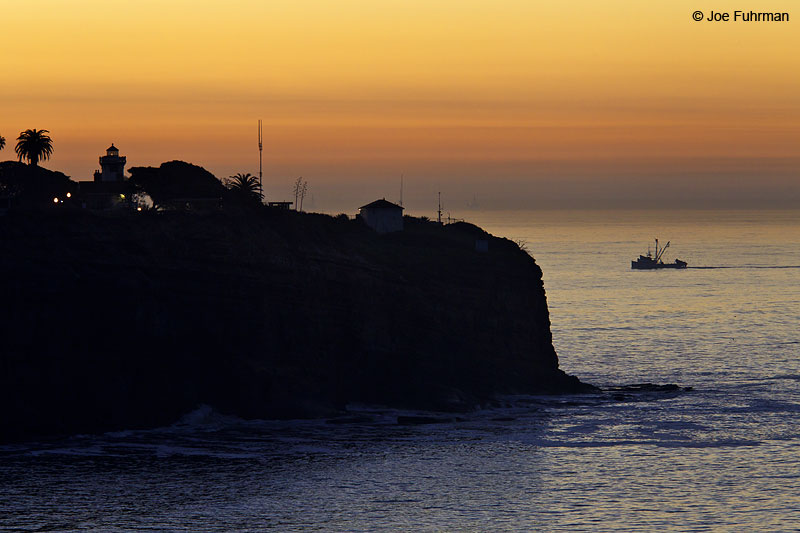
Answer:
[258,119,263,187]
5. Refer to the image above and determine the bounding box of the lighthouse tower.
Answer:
[94,144,127,182]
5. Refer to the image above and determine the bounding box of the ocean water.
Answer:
[2,209,799,531]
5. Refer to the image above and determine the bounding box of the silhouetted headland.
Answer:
[0,165,594,442]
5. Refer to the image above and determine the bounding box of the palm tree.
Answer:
[0,134,5,152]
[226,172,263,201]
[15,129,54,166]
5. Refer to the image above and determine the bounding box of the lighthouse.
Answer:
[94,144,127,182]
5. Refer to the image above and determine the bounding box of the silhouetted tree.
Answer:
[0,161,74,207]
[15,129,53,166]
[299,181,308,211]
[225,172,263,204]
[293,177,308,211]
[0,135,5,152]
[128,161,225,209]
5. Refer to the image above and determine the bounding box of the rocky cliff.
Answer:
[0,208,591,441]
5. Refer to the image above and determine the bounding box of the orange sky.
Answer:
[1,1,798,210]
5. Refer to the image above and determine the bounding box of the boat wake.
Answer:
[688,265,800,269]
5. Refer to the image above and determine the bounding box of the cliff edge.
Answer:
[0,209,591,441]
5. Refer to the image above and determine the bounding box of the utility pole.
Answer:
[437,191,442,224]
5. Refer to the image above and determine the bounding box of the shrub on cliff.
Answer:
[128,161,225,209]
[0,161,75,208]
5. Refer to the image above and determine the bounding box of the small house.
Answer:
[359,198,404,233]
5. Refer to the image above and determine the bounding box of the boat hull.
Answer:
[631,259,687,270]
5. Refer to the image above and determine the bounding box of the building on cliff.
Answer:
[78,144,132,209]
[359,198,404,233]
[94,144,127,182]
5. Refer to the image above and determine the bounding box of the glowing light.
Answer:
[137,207,142,212]
[66,192,71,198]
[53,197,59,203]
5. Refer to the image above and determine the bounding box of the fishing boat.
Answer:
[631,239,687,269]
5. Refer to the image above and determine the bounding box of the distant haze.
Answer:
[2,1,797,211]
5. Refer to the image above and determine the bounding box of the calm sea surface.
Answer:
[2,209,799,531]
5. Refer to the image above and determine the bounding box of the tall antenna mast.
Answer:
[437,191,442,224]
[400,174,404,207]
[258,119,263,188]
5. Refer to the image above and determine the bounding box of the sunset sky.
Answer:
[2,1,798,211]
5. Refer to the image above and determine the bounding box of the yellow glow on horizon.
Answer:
[0,0,797,205]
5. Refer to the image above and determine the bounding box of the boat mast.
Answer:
[655,241,670,263]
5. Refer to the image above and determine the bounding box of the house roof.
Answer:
[359,198,403,210]
[107,144,118,152]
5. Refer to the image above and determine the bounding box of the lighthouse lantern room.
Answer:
[94,144,127,182]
